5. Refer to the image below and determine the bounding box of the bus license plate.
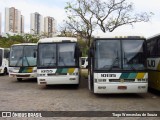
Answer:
[118,86,127,90]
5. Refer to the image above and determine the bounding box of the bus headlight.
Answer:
[69,78,76,80]
[94,79,97,83]
[137,79,147,82]
[69,72,78,75]
[33,70,37,72]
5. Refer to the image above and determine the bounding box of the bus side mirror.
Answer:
[33,51,36,58]
[89,48,94,57]
[7,52,10,59]
[74,47,82,58]
[33,49,37,58]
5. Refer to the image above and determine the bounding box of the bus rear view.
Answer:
[88,37,148,94]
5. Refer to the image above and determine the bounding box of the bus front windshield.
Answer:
[38,43,76,67]
[94,39,146,71]
[10,45,37,67]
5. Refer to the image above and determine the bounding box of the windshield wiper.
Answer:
[108,57,120,71]
[109,51,120,71]
[46,57,56,67]
[24,55,30,66]
[15,56,22,66]
[123,52,136,71]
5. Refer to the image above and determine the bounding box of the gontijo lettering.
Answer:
[101,74,116,77]
[41,70,53,73]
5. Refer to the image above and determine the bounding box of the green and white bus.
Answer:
[37,37,81,86]
[9,43,37,81]
[0,48,10,75]
[147,34,160,91]
[88,36,148,94]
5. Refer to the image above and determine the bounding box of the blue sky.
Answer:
[0,0,160,38]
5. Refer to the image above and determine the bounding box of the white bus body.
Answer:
[88,37,148,94]
[0,48,10,75]
[37,37,81,86]
[9,43,37,81]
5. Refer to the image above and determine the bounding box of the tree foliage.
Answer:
[77,38,89,57]
[64,0,152,47]
[0,34,39,48]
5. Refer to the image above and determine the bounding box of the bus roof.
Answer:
[38,37,77,43]
[94,36,145,39]
[0,47,10,50]
[11,43,37,46]
[147,33,160,41]
[93,36,146,41]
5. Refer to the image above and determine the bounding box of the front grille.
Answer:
[16,75,30,77]
[109,79,135,82]
[47,73,67,76]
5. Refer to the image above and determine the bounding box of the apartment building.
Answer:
[44,16,56,37]
[21,15,24,33]
[30,12,44,34]
[5,7,24,34]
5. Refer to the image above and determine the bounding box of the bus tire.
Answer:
[74,84,79,88]
[17,78,22,82]
[3,68,7,75]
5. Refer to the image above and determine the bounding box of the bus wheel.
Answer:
[74,84,79,88]
[3,68,7,75]
[17,78,22,82]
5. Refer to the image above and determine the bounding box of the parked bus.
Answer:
[37,37,81,86]
[88,36,148,94]
[147,34,160,91]
[0,48,10,75]
[81,57,88,68]
[9,43,37,81]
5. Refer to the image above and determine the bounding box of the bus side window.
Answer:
[147,42,152,57]
[150,39,157,57]
[4,50,10,59]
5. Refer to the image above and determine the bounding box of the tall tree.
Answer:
[65,0,97,46]
[64,0,152,47]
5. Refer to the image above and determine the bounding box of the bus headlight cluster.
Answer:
[69,78,76,80]
[33,70,37,72]
[9,70,13,73]
[137,79,147,82]
[38,74,45,77]
[94,79,107,83]
[94,79,97,83]
[69,72,78,75]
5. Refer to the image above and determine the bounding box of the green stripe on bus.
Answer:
[61,68,68,73]
[120,73,129,79]
[19,67,33,73]
[56,68,63,73]
[128,73,137,79]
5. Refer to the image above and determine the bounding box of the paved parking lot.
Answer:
[0,72,160,119]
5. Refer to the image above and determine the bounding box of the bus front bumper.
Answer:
[93,83,148,94]
[37,76,79,85]
[9,73,37,78]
